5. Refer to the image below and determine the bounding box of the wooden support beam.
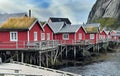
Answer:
[66,46,68,59]
[74,46,76,59]
[61,46,62,60]
[21,52,24,63]
[46,52,48,67]
[16,51,19,62]
[39,51,41,66]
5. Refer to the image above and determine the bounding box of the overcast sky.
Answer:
[0,0,96,24]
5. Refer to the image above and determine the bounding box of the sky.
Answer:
[0,0,96,24]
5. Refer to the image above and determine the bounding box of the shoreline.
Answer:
[53,52,116,69]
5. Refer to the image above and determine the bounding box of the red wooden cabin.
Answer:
[110,30,120,41]
[42,23,53,40]
[0,17,43,49]
[83,25,100,44]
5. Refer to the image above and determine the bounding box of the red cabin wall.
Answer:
[0,31,27,48]
[43,24,53,40]
[29,22,42,41]
[0,31,10,42]
[55,33,75,44]
[100,31,107,39]
[76,27,86,41]
[85,33,97,44]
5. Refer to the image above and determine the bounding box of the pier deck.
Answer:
[0,61,80,76]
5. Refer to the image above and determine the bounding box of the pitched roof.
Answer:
[48,22,65,33]
[83,23,100,33]
[0,17,37,31]
[85,23,100,27]
[84,26,99,33]
[0,13,27,24]
[49,17,71,24]
[58,24,82,33]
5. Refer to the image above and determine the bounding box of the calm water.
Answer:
[60,53,120,76]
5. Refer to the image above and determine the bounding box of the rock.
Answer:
[87,0,120,23]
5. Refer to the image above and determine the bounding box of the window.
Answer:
[79,33,82,39]
[41,33,45,40]
[34,32,38,41]
[90,34,94,39]
[10,32,18,41]
[47,33,50,40]
[63,34,69,40]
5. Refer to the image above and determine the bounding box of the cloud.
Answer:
[0,0,96,24]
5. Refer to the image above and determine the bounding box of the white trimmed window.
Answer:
[34,32,38,41]
[47,33,50,40]
[79,33,82,40]
[10,32,18,41]
[41,33,45,40]
[63,34,69,40]
[90,34,94,39]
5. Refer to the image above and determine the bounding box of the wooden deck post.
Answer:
[61,46,62,60]
[66,46,68,59]
[39,51,41,66]
[16,51,19,62]
[74,46,76,59]
[21,52,24,63]
[46,52,48,67]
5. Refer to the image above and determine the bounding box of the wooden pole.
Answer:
[66,46,68,59]
[74,46,76,59]
[46,53,48,67]
[21,52,24,63]
[61,46,62,60]
[16,51,19,62]
[39,51,41,66]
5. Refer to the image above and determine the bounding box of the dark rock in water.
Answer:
[88,0,120,23]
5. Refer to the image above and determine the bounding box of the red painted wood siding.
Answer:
[100,31,107,39]
[111,31,119,41]
[76,27,86,41]
[43,24,53,40]
[55,33,75,44]
[0,31,27,48]
[85,33,98,44]
[29,22,42,41]
[0,31,10,42]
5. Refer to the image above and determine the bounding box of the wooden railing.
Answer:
[0,40,59,50]
[0,39,118,50]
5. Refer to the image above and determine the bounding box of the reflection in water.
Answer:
[60,53,120,76]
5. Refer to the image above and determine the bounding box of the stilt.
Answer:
[46,53,48,67]
[66,46,68,58]
[39,51,41,66]
[16,51,19,62]
[74,46,76,59]
[21,52,24,63]
[61,46,62,60]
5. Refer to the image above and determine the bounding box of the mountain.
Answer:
[87,0,120,29]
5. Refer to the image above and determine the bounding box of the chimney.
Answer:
[29,10,31,17]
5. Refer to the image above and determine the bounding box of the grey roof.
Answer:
[0,13,27,24]
[49,17,71,24]
[58,24,82,33]
[48,22,65,33]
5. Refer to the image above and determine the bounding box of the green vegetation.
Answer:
[92,17,120,30]
[0,17,36,29]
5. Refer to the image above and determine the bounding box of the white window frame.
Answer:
[79,33,82,40]
[34,32,38,41]
[47,33,50,40]
[41,33,45,40]
[63,34,69,40]
[90,34,94,39]
[10,32,18,41]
